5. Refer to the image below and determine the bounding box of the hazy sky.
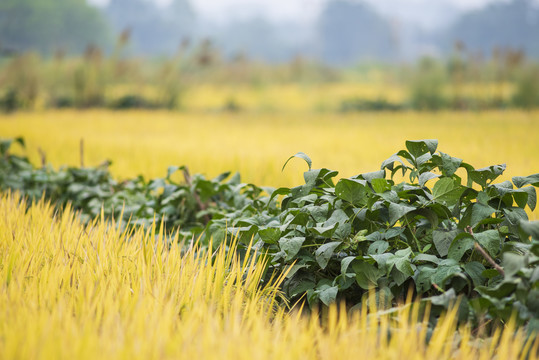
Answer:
[89,0,510,26]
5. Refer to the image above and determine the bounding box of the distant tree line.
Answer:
[0,0,538,63]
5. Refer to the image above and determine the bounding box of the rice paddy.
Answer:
[0,193,536,359]
[1,108,538,359]
[1,109,537,216]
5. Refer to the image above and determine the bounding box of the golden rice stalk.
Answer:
[0,193,536,359]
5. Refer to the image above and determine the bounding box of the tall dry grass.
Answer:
[0,193,537,359]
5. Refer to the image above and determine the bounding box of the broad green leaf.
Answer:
[474,230,501,257]
[429,288,457,307]
[476,281,517,298]
[433,229,460,257]
[381,153,406,171]
[522,186,537,211]
[432,177,465,205]
[303,168,337,186]
[439,151,463,177]
[335,179,368,206]
[469,165,506,188]
[415,266,436,292]
[432,264,462,287]
[520,220,539,240]
[310,224,337,237]
[315,241,342,269]
[371,178,391,193]
[288,279,316,298]
[512,174,539,188]
[317,285,339,306]
[258,228,281,244]
[384,227,404,239]
[341,256,357,274]
[512,190,528,209]
[334,222,352,240]
[503,208,529,226]
[463,261,486,287]
[476,191,490,205]
[267,187,290,205]
[406,139,438,158]
[413,253,441,264]
[359,170,385,182]
[388,202,416,225]
[390,267,409,286]
[324,209,349,227]
[413,208,439,229]
[502,253,526,277]
[285,264,308,279]
[353,261,383,290]
[279,237,305,261]
[368,240,389,255]
[387,247,414,277]
[432,177,456,199]
[470,203,496,228]
[419,172,440,186]
[282,152,312,171]
[448,233,474,261]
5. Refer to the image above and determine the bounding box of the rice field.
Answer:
[1,109,538,216]
[1,109,539,359]
[1,193,537,359]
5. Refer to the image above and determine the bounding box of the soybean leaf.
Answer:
[474,230,501,258]
[353,261,383,290]
[470,203,496,228]
[317,285,339,306]
[448,233,474,262]
[432,178,465,206]
[371,178,391,193]
[406,139,438,158]
[520,220,539,240]
[429,288,457,307]
[512,174,539,188]
[258,228,281,244]
[359,170,385,182]
[463,261,486,287]
[368,240,389,255]
[388,202,415,226]
[268,187,291,206]
[419,172,440,186]
[381,153,406,171]
[502,253,526,278]
[433,229,460,257]
[439,151,463,177]
[282,152,312,171]
[279,237,305,261]
[432,263,462,288]
[522,186,537,211]
[387,248,414,277]
[341,256,357,275]
[512,190,529,209]
[315,241,342,269]
[335,179,368,206]
[413,253,441,264]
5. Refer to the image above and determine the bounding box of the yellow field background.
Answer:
[1,109,537,216]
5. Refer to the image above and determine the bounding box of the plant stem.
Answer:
[404,215,422,252]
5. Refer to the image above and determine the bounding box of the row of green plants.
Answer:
[1,137,538,333]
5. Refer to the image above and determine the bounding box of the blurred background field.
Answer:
[1,109,538,221]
